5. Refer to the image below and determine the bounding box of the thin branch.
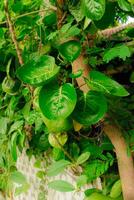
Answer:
[0,6,57,25]
[98,22,134,38]
[4,0,24,65]
[56,0,64,29]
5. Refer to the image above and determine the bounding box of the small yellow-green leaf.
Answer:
[48,180,75,192]
[77,152,90,165]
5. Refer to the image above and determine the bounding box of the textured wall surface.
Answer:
[12,150,94,200]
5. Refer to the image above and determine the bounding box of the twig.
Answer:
[98,22,134,38]
[0,6,57,25]
[56,0,64,29]
[4,0,24,65]
[57,11,67,28]
[52,134,75,163]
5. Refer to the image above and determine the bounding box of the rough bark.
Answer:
[104,124,134,200]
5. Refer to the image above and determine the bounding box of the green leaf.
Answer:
[72,90,107,126]
[52,148,65,161]
[10,171,27,185]
[117,0,132,12]
[76,152,90,165]
[60,24,81,40]
[15,183,30,196]
[76,175,88,188]
[69,3,84,22]
[110,180,122,198]
[39,83,77,120]
[47,160,70,177]
[10,132,18,161]
[86,71,129,97]
[103,45,131,63]
[10,170,29,196]
[42,116,73,133]
[17,55,60,86]
[43,12,57,26]
[36,171,45,179]
[84,158,113,182]
[9,120,24,134]
[48,180,75,192]
[84,188,101,197]
[48,132,68,149]
[0,117,9,135]
[59,40,81,62]
[82,0,106,21]
[69,69,83,79]
[84,192,122,200]
[94,2,116,30]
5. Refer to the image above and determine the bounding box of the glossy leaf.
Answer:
[86,71,129,97]
[17,55,60,86]
[76,152,90,165]
[42,116,73,133]
[39,83,77,120]
[48,132,68,149]
[110,180,122,198]
[47,160,70,177]
[59,40,81,62]
[94,2,116,29]
[72,90,107,126]
[117,0,132,12]
[103,45,131,63]
[69,69,83,79]
[82,0,106,21]
[48,180,75,192]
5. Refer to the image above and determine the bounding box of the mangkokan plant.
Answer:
[0,0,134,199]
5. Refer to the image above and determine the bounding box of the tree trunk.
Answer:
[72,54,134,200]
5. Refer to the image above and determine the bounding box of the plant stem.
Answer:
[52,134,75,163]
[4,0,24,65]
[0,5,57,25]
[98,22,134,38]
[56,0,64,29]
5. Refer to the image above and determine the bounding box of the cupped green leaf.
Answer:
[48,180,75,192]
[85,71,129,97]
[72,90,107,126]
[82,0,106,21]
[76,152,90,165]
[58,40,81,62]
[2,77,21,95]
[47,160,70,177]
[39,83,77,120]
[17,55,60,86]
[48,132,68,149]
[42,116,73,133]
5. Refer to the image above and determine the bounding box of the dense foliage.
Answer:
[0,0,134,199]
